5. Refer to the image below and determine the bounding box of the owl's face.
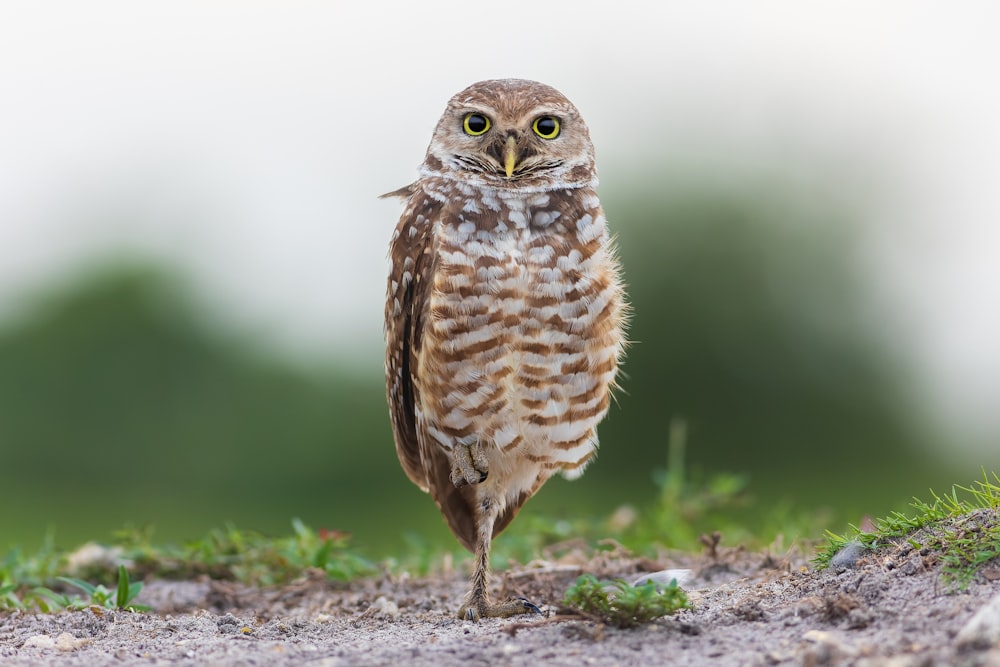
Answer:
[422,79,597,192]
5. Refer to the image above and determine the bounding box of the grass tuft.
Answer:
[814,471,1000,589]
[561,574,690,628]
[104,518,375,585]
[10,565,149,613]
[0,519,375,612]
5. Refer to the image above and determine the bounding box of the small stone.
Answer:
[22,634,55,650]
[829,541,867,570]
[65,542,125,574]
[794,596,825,617]
[18,632,90,654]
[631,569,694,589]
[365,596,400,620]
[731,599,767,622]
[956,592,1000,650]
[846,607,874,629]
[55,633,86,651]
[766,650,792,664]
[854,657,919,667]
[800,629,858,666]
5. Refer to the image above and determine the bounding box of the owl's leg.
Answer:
[457,496,543,621]
[449,441,490,486]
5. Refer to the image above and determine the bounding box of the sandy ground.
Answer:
[3,514,1000,666]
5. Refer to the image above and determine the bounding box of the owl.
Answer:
[384,79,627,621]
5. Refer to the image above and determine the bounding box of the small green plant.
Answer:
[28,565,149,612]
[624,418,786,549]
[116,518,375,585]
[0,520,376,611]
[935,518,1000,589]
[561,574,690,628]
[0,533,64,589]
[0,533,69,611]
[815,472,1000,589]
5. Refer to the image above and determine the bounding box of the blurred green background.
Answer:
[2,4,997,559]
[0,172,976,556]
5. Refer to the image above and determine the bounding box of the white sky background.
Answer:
[0,2,998,454]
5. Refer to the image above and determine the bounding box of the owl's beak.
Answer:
[503,135,518,178]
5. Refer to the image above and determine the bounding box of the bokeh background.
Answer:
[2,2,998,556]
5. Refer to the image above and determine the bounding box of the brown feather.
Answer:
[380,183,417,200]
[384,190,434,491]
[424,443,478,551]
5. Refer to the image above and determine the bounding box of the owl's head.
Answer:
[422,79,597,191]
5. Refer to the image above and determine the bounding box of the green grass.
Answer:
[490,419,829,567]
[815,471,1000,589]
[561,574,690,628]
[5,437,996,618]
[0,519,375,612]
[391,420,826,578]
[116,518,376,585]
[2,564,147,613]
[0,423,820,617]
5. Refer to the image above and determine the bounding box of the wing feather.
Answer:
[385,190,480,551]
[385,192,433,490]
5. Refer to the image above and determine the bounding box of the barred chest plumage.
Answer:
[410,179,625,506]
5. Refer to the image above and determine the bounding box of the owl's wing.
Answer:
[385,193,480,552]
[385,195,434,492]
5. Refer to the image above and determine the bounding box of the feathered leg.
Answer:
[457,494,541,621]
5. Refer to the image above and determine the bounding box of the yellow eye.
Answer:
[463,112,491,136]
[532,116,560,139]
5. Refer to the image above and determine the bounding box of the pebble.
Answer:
[20,632,87,652]
[366,596,400,620]
[829,540,867,570]
[799,629,857,666]
[22,635,55,650]
[956,592,1000,650]
[630,569,694,589]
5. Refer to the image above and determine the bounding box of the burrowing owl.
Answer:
[384,79,627,621]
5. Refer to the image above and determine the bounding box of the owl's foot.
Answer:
[449,442,489,487]
[458,596,542,621]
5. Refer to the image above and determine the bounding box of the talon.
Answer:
[470,441,490,473]
[449,442,489,487]
[517,597,542,615]
[458,596,542,620]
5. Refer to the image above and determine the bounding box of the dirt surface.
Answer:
[3,515,1000,666]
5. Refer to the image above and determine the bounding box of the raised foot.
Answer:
[449,441,489,487]
[459,597,543,622]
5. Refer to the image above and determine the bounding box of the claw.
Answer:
[449,442,489,487]
[458,597,542,620]
[517,597,543,615]
[470,441,490,474]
